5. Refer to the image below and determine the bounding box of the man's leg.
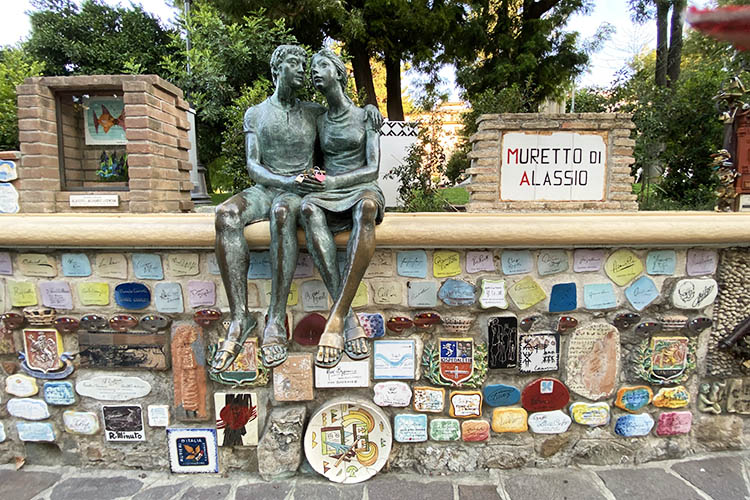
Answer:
[210,188,271,372]
[261,193,302,367]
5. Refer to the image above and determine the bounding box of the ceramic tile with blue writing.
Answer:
[646,250,676,275]
[407,281,438,307]
[394,414,428,442]
[206,253,221,275]
[501,250,533,275]
[686,248,718,276]
[614,413,654,437]
[132,253,164,280]
[187,280,216,308]
[16,422,56,442]
[624,275,659,311]
[0,252,11,275]
[61,253,92,277]
[301,280,329,312]
[438,279,477,306]
[0,159,18,182]
[115,283,151,309]
[397,250,427,278]
[583,283,617,310]
[538,250,569,276]
[247,251,272,279]
[549,282,577,313]
[154,282,185,313]
[44,381,76,405]
[573,249,606,272]
[484,384,520,407]
[294,253,314,278]
[39,281,73,310]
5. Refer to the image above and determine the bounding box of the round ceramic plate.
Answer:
[304,398,392,483]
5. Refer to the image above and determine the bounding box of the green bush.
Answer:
[0,47,43,150]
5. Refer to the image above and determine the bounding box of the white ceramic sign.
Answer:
[373,381,412,407]
[0,422,5,443]
[479,279,508,309]
[527,409,572,434]
[373,340,415,379]
[672,279,718,309]
[63,411,100,435]
[147,405,170,427]
[7,398,50,420]
[315,360,370,388]
[76,375,152,401]
[5,374,39,397]
[501,132,607,201]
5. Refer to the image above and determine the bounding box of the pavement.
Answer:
[1,451,749,500]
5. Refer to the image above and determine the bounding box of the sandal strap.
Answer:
[319,332,345,350]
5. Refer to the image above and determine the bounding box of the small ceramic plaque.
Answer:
[484,384,520,407]
[566,323,619,400]
[394,413,428,442]
[646,250,676,275]
[7,398,50,420]
[301,280,329,311]
[672,279,718,309]
[77,282,110,306]
[413,386,445,413]
[501,250,533,275]
[521,378,570,412]
[61,253,92,277]
[18,254,57,277]
[167,253,200,276]
[614,386,653,413]
[168,428,219,473]
[5,373,38,397]
[114,282,151,310]
[569,402,610,427]
[63,411,100,435]
[653,386,690,408]
[373,340,415,379]
[518,333,559,373]
[574,249,605,272]
[487,316,517,369]
[407,281,438,307]
[656,411,692,436]
[461,420,490,442]
[491,408,528,433]
[438,279,477,306]
[365,250,394,277]
[154,282,185,313]
[433,250,461,277]
[247,251,272,279]
[0,182,19,213]
[538,250,569,276]
[0,160,17,181]
[479,279,508,309]
[373,381,412,407]
[358,313,385,339]
[215,392,258,446]
[686,249,718,276]
[548,282,577,313]
[186,280,216,308]
[397,250,428,278]
[625,276,659,311]
[0,422,5,443]
[273,353,314,401]
[465,251,495,273]
[315,359,370,388]
[508,276,546,310]
[528,410,572,434]
[371,280,402,305]
[39,281,73,310]
[147,404,170,427]
[132,253,163,280]
[8,280,38,307]
[16,422,55,442]
[614,413,654,437]
[75,375,152,401]
[43,381,75,405]
[429,418,460,441]
[449,390,482,418]
[0,252,11,275]
[102,404,145,441]
[583,283,617,310]
[604,249,643,286]
[95,253,128,279]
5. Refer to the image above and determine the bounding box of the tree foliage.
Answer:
[0,46,44,150]
[628,0,687,87]
[26,0,176,76]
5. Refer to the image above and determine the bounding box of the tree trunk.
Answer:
[667,0,686,86]
[384,52,404,121]
[349,40,378,108]
[655,0,670,87]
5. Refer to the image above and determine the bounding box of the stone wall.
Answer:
[466,113,638,212]
[0,231,745,474]
[15,75,194,213]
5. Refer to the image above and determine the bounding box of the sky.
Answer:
[0,0,718,92]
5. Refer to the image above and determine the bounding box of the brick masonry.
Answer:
[14,75,193,213]
[466,113,638,212]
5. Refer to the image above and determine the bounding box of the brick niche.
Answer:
[16,75,194,213]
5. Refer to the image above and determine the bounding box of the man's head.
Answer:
[270,45,308,88]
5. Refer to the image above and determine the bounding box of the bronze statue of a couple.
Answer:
[210,45,384,374]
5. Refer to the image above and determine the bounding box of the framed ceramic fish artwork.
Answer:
[83,96,127,145]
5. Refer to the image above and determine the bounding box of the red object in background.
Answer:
[688,6,750,51]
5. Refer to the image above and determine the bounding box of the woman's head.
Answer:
[311,48,348,94]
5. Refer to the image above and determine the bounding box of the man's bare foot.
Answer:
[210,316,254,373]
[260,321,288,368]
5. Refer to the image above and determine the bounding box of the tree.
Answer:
[0,46,44,150]
[629,0,687,87]
[26,0,176,76]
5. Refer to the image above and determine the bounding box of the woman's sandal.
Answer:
[316,332,345,368]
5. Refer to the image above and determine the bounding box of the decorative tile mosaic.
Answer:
[168,428,219,473]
